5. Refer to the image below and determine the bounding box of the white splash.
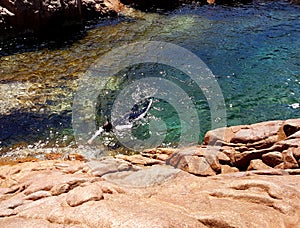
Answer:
[289,103,300,109]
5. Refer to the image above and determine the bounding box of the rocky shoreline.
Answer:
[0,0,124,39]
[3,118,300,175]
[1,159,300,227]
[1,0,299,39]
[0,118,300,226]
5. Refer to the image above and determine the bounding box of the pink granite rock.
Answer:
[282,150,299,169]
[0,159,300,227]
[220,165,239,174]
[262,151,283,167]
[66,183,104,207]
[247,159,273,171]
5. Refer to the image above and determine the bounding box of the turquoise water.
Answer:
[0,0,299,153]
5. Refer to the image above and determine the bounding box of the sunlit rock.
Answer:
[247,159,273,171]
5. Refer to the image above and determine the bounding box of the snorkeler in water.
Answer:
[87,98,153,144]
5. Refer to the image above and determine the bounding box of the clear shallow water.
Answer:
[0,0,299,154]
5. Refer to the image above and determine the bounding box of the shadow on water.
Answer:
[0,109,72,150]
[0,16,128,57]
[0,28,86,57]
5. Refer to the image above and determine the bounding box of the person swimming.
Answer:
[87,98,153,144]
[102,118,113,132]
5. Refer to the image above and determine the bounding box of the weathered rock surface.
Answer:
[0,0,83,36]
[247,159,273,171]
[116,118,300,176]
[73,118,300,177]
[0,0,124,37]
[281,149,299,169]
[3,0,297,38]
[116,119,298,176]
[0,159,299,227]
[262,151,283,167]
[1,118,300,178]
[202,118,300,171]
[82,0,124,17]
[66,183,104,207]
[1,118,300,226]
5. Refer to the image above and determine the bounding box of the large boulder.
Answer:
[204,120,284,148]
